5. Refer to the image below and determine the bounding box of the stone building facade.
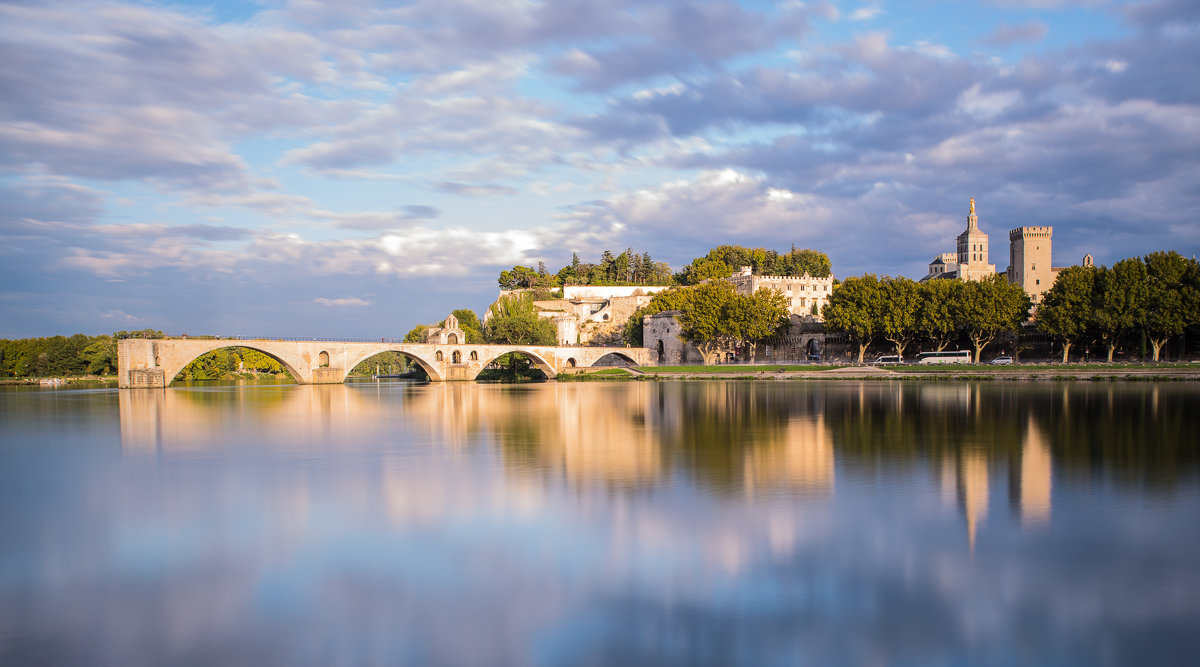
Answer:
[643,312,826,364]
[643,311,702,364]
[728,266,834,318]
[921,198,1084,307]
[1006,226,1064,305]
[425,314,466,344]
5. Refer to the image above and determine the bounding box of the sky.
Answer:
[2,0,1198,339]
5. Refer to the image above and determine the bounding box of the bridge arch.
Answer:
[588,351,641,368]
[160,342,305,388]
[476,349,557,380]
[341,347,443,382]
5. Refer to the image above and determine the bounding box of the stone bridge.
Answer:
[117,338,652,388]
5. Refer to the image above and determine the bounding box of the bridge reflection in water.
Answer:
[114,381,1147,551]
[11,380,1192,665]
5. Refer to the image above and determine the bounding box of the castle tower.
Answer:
[1007,226,1055,304]
[955,197,996,281]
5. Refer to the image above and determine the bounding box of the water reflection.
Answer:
[1,381,1196,665]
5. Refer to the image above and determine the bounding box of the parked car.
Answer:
[874,355,903,365]
[990,356,1014,365]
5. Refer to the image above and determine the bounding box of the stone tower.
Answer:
[1006,226,1056,304]
[955,197,996,281]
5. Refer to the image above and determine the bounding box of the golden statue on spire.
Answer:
[969,196,976,216]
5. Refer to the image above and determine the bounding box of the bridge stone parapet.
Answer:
[117,338,652,388]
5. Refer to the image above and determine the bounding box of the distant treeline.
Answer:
[497,245,832,290]
[0,329,294,381]
[0,330,165,378]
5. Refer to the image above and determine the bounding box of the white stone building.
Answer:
[727,266,834,319]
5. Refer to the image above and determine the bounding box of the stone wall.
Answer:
[643,311,701,364]
[562,285,670,300]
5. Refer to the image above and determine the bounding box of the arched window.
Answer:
[448,333,458,344]
[319,351,330,367]
[436,351,443,361]
[452,350,462,364]
[567,358,577,367]
[470,350,478,361]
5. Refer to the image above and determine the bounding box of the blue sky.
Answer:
[2,0,1198,338]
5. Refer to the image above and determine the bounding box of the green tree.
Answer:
[1037,265,1097,363]
[679,258,733,285]
[79,336,117,374]
[498,265,539,290]
[916,280,964,352]
[451,308,484,343]
[679,282,737,364]
[403,324,429,343]
[776,247,833,278]
[729,288,790,360]
[484,292,557,345]
[824,275,886,363]
[880,277,920,358]
[623,287,697,346]
[1143,251,1200,361]
[483,314,557,345]
[1094,258,1148,362]
[958,275,1031,362]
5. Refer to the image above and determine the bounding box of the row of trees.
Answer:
[624,282,790,363]
[676,245,833,285]
[1038,251,1200,362]
[498,249,674,290]
[823,275,1031,363]
[498,245,832,290]
[0,330,168,378]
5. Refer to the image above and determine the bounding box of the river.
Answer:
[1,380,1198,666]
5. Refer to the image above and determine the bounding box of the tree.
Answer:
[776,248,833,278]
[483,314,557,345]
[824,275,886,363]
[678,282,737,364]
[623,287,697,346]
[484,292,557,345]
[79,336,117,375]
[1094,258,1148,362]
[498,265,539,290]
[679,258,733,285]
[730,288,789,361]
[916,279,964,352]
[451,309,484,343]
[1143,251,1200,361]
[403,325,429,343]
[958,275,1031,362]
[880,277,920,358]
[1037,265,1097,362]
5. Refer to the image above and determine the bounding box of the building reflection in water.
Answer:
[933,385,1054,551]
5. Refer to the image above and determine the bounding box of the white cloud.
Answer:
[314,297,372,307]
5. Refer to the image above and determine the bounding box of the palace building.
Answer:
[922,197,1077,305]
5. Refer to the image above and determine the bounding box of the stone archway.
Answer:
[656,339,665,363]
[318,351,330,367]
[448,333,459,344]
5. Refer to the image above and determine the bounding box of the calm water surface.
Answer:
[1,380,1198,666]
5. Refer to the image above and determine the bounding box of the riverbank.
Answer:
[575,362,1200,382]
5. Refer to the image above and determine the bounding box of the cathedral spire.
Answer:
[967,196,978,229]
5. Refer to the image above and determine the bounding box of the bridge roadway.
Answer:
[117,338,653,388]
